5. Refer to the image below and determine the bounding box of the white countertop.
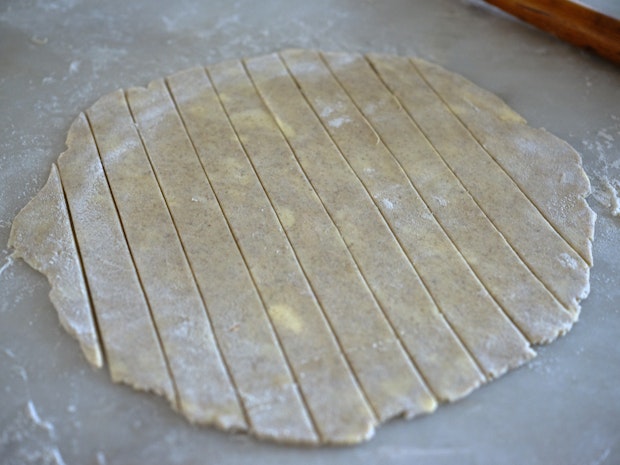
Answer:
[1,1,619,464]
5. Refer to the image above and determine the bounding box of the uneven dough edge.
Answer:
[8,164,104,368]
[411,57,596,271]
[416,57,595,318]
[363,50,594,324]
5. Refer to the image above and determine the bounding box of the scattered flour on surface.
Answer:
[588,447,611,465]
[582,116,620,217]
[68,61,80,75]
[0,401,66,465]
[320,105,334,118]
[0,254,14,277]
[95,451,107,465]
[601,178,620,217]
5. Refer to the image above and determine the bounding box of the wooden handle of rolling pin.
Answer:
[483,0,620,65]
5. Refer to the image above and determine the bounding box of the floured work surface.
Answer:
[8,49,595,445]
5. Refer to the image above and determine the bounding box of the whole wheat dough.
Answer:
[8,49,595,445]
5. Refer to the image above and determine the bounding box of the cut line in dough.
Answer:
[9,49,595,445]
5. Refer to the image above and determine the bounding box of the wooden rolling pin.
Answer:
[484,0,620,65]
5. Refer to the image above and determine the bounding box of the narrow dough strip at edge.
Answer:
[122,85,248,431]
[169,66,379,443]
[411,58,593,267]
[242,56,440,410]
[405,58,589,310]
[55,163,107,368]
[361,54,557,319]
[9,162,105,369]
[355,54,573,317]
[207,60,423,423]
[83,111,180,407]
[325,52,575,340]
[280,49,534,379]
[410,56,588,270]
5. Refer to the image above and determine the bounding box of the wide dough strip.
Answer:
[166,67,376,443]
[244,52,485,402]
[320,51,575,344]
[8,50,596,446]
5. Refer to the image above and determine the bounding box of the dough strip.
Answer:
[79,111,177,402]
[125,82,255,430]
[244,56,441,409]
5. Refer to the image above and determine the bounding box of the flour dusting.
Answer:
[328,116,351,128]
[582,115,620,217]
[558,253,578,270]
[0,401,66,465]
[0,254,14,277]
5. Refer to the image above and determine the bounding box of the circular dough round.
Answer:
[9,49,595,445]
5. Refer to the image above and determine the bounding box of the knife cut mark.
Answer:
[91,92,199,414]
[204,62,379,441]
[412,58,586,265]
[399,57,589,312]
[164,75,271,431]
[411,57,594,266]
[158,71,322,440]
[316,52,540,346]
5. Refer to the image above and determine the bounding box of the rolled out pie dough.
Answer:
[9,49,595,445]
